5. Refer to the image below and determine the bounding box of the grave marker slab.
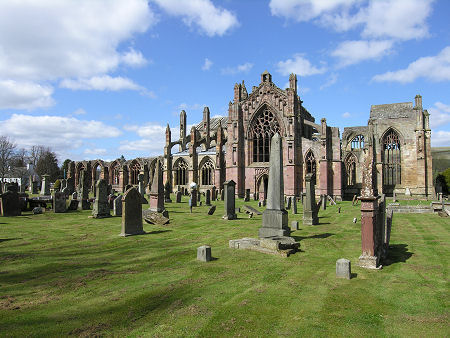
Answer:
[120,187,145,236]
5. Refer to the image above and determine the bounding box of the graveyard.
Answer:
[0,194,448,337]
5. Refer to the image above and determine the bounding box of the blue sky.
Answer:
[0,0,449,162]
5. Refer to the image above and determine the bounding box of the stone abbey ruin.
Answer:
[66,71,434,200]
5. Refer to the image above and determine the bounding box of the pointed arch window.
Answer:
[305,150,316,179]
[345,154,357,186]
[249,108,280,163]
[351,135,364,149]
[110,162,120,185]
[130,161,141,185]
[200,158,214,186]
[382,130,401,185]
[174,159,188,186]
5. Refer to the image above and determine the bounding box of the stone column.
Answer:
[258,133,290,237]
[40,174,50,195]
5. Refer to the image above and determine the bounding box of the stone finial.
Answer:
[261,70,272,83]
[414,94,422,109]
[289,73,297,93]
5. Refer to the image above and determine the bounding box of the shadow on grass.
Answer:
[0,238,21,243]
[383,244,413,266]
[351,273,358,279]
[144,230,172,235]
[291,233,335,241]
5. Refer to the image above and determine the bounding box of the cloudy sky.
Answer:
[0,0,449,162]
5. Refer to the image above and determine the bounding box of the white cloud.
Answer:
[372,46,450,83]
[342,112,351,118]
[84,148,107,156]
[0,114,122,152]
[73,108,87,116]
[121,48,149,67]
[202,58,213,71]
[0,0,155,109]
[0,80,54,110]
[177,103,205,111]
[221,62,254,75]
[151,0,238,37]
[269,0,432,41]
[332,40,394,67]
[119,123,167,154]
[429,102,450,129]
[276,54,326,76]
[320,73,338,90]
[431,130,450,147]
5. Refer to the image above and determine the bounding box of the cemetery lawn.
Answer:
[0,197,448,337]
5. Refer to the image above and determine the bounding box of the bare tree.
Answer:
[29,145,48,168]
[0,136,17,183]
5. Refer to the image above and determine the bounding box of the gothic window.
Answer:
[249,108,281,163]
[200,158,214,186]
[345,154,357,186]
[382,130,401,185]
[351,135,364,149]
[174,159,188,186]
[130,161,141,185]
[305,150,316,179]
[94,164,101,181]
[110,162,119,185]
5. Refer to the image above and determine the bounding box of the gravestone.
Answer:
[138,173,145,195]
[67,199,78,211]
[113,195,123,216]
[303,174,318,225]
[120,187,144,236]
[197,190,201,203]
[222,180,237,220]
[92,179,110,218]
[244,189,250,202]
[291,221,299,231]
[211,186,216,201]
[292,197,297,214]
[164,181,172,203]
[78,171,90,210]
[243,205,262,215]
[190,188,198,207]
[220,189,224,201]
[205,189,211,206]
[286,196,291,210]
[40,174,50,195]
[66,177,75,195]
[31,181,38,194]
[0,190,21,216]
[259,133,290,238]
[53,191,66,213]
[336,258,351,279]
[33,206,43,214]
[176,191,182,203]
[143,210,169,225]
[197,245,212,262]
[149,159,165,213]
[321,195,327,210]
[207,205,216,215]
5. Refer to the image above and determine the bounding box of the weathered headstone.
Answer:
[205,189,211,206]
[259,133,290,238]
[291,221,299,231]
[176,191,182,203]
[243,205,262,215]
[197,190,201,203]
[190,188,197,207]
[211,186,216,201]
[143,210,170,225]
[120,187,144,236]
[0,190,21,216]
[207,205,216,215]
[220,189,224,201]
[92,179,110,218]
[149,160,165,213]
[244,189,250,202]
[321,195,327,210]
[78,171,90,210]
[66,177,75,195]
[286,196,291,210]
[53,191,66,213]
[33,206,43,214]
[67,199,78,211]
[113,195,123,216]
[40,174,50,195]
[164,181,172,203]
[31,181,38,194]
[336,258,351,279]
[222,180,237,220]
[303,174,318,225]
[197,245,212,262]
[292,197,297,214]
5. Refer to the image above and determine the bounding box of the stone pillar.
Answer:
[40,174,50,195]
[259,133,290,237]
[222,180,237,220]
[303,174,318,225]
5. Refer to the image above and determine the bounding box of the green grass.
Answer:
[0,196,448,337]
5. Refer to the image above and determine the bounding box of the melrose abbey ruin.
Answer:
[67,71,434,199]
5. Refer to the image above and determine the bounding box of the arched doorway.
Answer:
[256,174,269,201]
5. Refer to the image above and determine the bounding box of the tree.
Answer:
[29,145,47,168]
[0,136,17,182]
[61,159,72,178]
[35,149,60,182]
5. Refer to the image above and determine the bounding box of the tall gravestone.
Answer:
[149,159,164,213]
[292,197,297,214]
[164,181,172,203]
[303,174,319,225]
[222,180,237,220]
[258,133,290,237]
[92,179,110,218]
[120,187,144,236]
[113,195,123,216]
[53,191,66,213]
[205,189,211,206]
[31,181,38,194]
[78,171,90,210]
[190,183,198,207]
[211,186,216,201]
[40,174,50,195]
[176,191,182,203]
[244,189,250,202]
[66,177,75,195]
[138,173,145,196]
[0,189,21,216]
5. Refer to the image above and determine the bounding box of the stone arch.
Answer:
[173,158,189,186]
[304,149,317,181]
[344,152,357,186]
[92,160,104,182]
[128,159,141,185]
[350,135,365,150]
[75,162,86,187]
[109,160,120,186]
[199,156,215,186]
[256,173,269,201]
[247,103,283,163]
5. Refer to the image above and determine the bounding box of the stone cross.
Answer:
[303,174,318,225]
[40,174,50,195]
[258,133,290,237]
[222,180,237,220]
[120,187,145,236]
[92,179,110,218]
[149,159,164,213]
